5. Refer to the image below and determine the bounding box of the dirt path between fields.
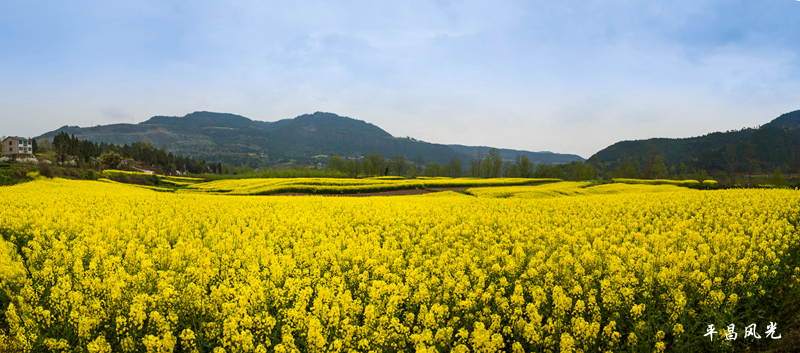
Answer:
[270,189,434,197]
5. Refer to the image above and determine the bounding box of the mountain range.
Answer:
[37,109,800,174]
[37,111,584,167]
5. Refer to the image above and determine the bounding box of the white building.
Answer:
[2,136,34,159]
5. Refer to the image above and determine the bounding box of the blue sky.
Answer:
[2,0,799,158]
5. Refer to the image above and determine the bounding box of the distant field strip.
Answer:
[465,181,691,199]
[102,170,203,186]
[612,178,701,187]
[178,177,560,195]
[97,178,176,193]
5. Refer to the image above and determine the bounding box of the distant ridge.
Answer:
[143,111,271,129]
[36,111,584,168]
[591,109,800,174]
[762,110,800,130]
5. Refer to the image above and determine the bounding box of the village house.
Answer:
[2,136,34,159]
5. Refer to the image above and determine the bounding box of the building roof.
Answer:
[3,136,31,142]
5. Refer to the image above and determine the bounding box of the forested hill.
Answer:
[591,110,800,175]
[36,111,580,168]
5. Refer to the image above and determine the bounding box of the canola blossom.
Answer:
[0,178,799,352]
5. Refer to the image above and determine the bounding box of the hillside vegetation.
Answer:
[591,110,800,177]
[36,111,581,168]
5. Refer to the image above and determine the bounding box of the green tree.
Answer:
[44,151,57,164]
[346,159,359,177]
[614,153,639,178]
[362,158,374,176]
[746,140,757,185]
[589,155,602,180]
[99,151,122,169]
[413,154,424,177]
[52,131,69,163]
[651,155,666,179]
[388,155,408,176]
[328,156,347,173]
[633,154,642,178]
[581,162,596,181]
[37,138,51,153]
[692,168,710,183]
[725,145,737,181]
[484,148,503,178]
[437,163,447,176]
[469,150,483,178]
[222,164,234,175]
[364,153,386,176]
[516,155,534,178]
[504,162,518,178]
[771,168,787,187]
[679,163,690,179]
[643,143,656,179]
[447,156,462,178]
[424,162,439,177]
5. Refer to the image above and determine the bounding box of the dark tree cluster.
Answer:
[39,132,210,174]
[50,131,101,163]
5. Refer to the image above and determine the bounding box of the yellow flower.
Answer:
[1,178,798,353]
[673,323,684,337]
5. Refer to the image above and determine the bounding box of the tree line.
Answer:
[326,148,595,179]
[36,132,211,174]
[599,142,795,187]
[326,147,795,187]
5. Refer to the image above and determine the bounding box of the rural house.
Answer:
[2,136,34,159]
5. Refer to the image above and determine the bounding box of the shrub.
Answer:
[18,156,38,164]
[108,173,129,184]
[147,174,160,186]
[366,176,405,180]
[25,171,42,180]
[37,161,54,178]
[122,174,148,185]
[99,152,123,169]
[771,168,787,187]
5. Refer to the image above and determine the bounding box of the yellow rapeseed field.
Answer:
[0,178,798,352]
